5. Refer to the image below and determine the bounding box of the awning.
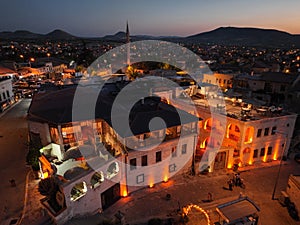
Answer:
[216,197,260,223]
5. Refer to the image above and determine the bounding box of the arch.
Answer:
[106,162,120,179]
[243,147,251,154]
[242,147,251,165]
[91,171,104,188]
[244,126,254,143]
[70,181,87,201]
[200,138,209,149]
[226,123,240,141]
[204,118,212,131]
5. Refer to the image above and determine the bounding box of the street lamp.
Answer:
[272,130,288,200]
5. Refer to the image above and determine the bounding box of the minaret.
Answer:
[126,21,130,66]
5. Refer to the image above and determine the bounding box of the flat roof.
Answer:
[191,95,295,121]
[216,197,260,223]
[28,82,198,137]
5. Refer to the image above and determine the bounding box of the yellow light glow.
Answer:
[30,57,35,62]
[248,160,253,165]
[184,204,211,225]
[42,172,48,179]
[20,54,24,58]
[263,154,267,162]
[238,162,242,167]
[149,183,154,188]
[163,175,168,183]
[227,163,232,169]
[122,190,128,197]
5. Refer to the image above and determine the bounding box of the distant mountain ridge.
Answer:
[0,29,77,40]
[0,27,299,47]
[184,27,300,47]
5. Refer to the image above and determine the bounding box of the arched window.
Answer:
[106,162,119,179]
[244,127,254,143]
[204,118,212,131]
[70,181,87,201]
[91,172,104,189]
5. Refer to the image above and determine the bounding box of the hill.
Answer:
[184,27,300,47]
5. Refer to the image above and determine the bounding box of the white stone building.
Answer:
[27,83,198,224]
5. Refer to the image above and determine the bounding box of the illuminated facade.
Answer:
[155,85,297,173]
[27,84,198,224]
[0,76,14,112]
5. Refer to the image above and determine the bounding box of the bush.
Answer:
[26,141,41,171]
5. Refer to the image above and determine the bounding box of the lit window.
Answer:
[260,148,265,157]
[90,172,104,189]
[106,162,119,179]
[70,182,87,201]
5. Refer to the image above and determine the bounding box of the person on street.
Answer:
[228,179,234,191]
[207,192,213,202]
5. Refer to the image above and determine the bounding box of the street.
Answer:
[0,99,31,222]
[0,98,299,225]
[93,160,300,225]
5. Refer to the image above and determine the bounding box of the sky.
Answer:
[0,0,299,37]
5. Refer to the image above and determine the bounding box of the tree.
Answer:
[26,141,41,171]
[38,177,58,197]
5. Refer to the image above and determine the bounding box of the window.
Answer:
[90,172,104,189]
[181,144,187,154]
[169,164,176,172]
[136,174,144,184]
[2,92,5,100]
[271,126,277,135]
[171,146,177,157]
[267,147,272,155]
[130,158,137,170]
[70,182,87,201]
[6,90,10,98]
[156,151,162,163]
[264,128,269,136]
[141,155,147,166]
[260,148,265,157]
[253,149,258,158]
[287,123,290,127]
[106,162,119,179]
[257,129,262,137]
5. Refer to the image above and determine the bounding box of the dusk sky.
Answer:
[0,0,299,37]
